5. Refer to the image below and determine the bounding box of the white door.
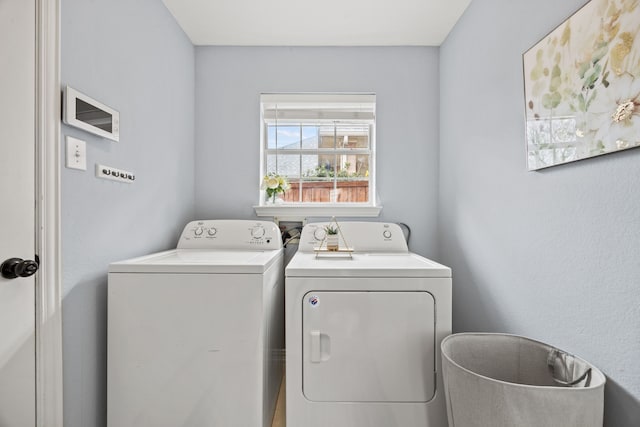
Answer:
[0,0,37,425]
[302,291,436,403]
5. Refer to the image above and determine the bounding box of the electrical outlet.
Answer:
[65,136,86,170]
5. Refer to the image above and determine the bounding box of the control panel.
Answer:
[177,220,282,250]
[298,222,408,253]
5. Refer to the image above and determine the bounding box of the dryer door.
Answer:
[302,290,435,402]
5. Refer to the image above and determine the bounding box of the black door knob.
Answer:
[1,257,39,279]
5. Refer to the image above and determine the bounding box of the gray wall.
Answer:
[439,1,640,425]
[195,47,440,258]
[61,0,195,426]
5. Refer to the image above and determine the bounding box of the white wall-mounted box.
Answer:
[63,86,119,142]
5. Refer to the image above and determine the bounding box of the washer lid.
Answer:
[109,249,282,274]
[286,252,451,278]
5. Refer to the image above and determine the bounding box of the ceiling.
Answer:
[162,0,472,46]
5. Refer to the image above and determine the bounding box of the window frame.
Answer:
[255,93,381,219]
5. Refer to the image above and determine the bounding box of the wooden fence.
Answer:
[283,180,369,203]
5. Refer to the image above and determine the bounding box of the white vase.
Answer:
[326,234,339,251]
[266,193,283,204]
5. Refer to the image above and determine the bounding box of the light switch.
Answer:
[66,136,86,170]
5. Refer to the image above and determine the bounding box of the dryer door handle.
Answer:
[309,330,331,363]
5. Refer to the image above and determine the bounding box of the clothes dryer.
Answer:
[285,222,451,427]
[108,220,283,427]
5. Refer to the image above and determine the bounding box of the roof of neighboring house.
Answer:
[269,135,319,177]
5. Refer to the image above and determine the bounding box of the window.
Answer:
[259,93,377,213]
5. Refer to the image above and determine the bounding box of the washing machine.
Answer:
[107,220,284,427]
[285,221,451,427]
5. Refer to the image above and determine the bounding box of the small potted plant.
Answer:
[325,225,339,251]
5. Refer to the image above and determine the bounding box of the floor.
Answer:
[271,377,286,427]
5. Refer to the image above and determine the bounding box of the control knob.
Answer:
[207,227,217,236]
[194,227,204,236]
[383,230,392,239]
[313,228,326,241]
[251,226,265,238]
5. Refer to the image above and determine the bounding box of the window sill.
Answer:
[254,204,382,220]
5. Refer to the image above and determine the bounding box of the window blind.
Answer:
[261,93,376,124]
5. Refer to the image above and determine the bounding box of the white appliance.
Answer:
[108,220,284,427]
[285,222,452,427]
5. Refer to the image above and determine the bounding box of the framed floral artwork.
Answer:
[523,0,640,170]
